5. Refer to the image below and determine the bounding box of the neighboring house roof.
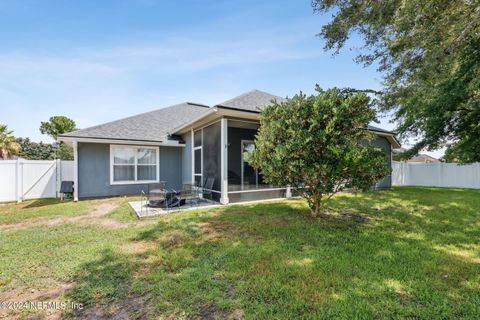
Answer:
[59,89,399,147]
[407,154,440,163]
[60,102,210,143]
[216,89,287,112]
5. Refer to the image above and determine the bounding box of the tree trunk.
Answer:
[310,196,322,218]
[310,206,319,218]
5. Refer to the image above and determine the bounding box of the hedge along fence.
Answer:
[0,159,73,202]
[392,161,480,189]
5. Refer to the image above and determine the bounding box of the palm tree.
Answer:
[0,124,20,159]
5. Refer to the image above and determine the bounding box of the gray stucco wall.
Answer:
[78,142,183,198]
[372,136,392,188]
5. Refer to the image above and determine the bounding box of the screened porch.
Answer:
[191,118,289,204]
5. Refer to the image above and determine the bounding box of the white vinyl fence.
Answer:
[392,161,480,189]
[0,159,73,202]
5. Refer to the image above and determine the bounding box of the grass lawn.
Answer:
[0,187,479,319]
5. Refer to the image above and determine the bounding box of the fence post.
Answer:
[286,186,292,198]
[56,159,61,198]
[16,159,23,203]
[477,163,480,189]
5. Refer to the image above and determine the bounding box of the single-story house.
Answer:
[59,90,401,203]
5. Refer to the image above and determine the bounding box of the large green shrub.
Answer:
[250,87,390,217]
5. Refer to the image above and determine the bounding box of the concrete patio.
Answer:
[129,199,222,218]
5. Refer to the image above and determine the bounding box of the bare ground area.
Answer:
[0,201,126,231]
[0,281,74,320]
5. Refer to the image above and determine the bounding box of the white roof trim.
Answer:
[58,136,185,147]
[170,107,261,135]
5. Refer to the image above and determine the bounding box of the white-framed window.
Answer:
[110,145,159,185]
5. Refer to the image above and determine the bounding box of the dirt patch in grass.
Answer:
[0,281,74,320]
[64,295,152,320]
[0,201,127,230]
[197,221,240,243]
[118,240,156,255]
[67,293,151,320]
[342,212,370,223]
[158,229,189,248]
[193,303,244,320]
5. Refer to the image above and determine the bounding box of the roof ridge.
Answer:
[61,102,206,137]
[215,89,284,107]
[187,102,210,108]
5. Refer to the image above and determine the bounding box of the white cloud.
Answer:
[0,17,325,141]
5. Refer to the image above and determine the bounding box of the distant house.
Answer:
[393,148,440,163]
[59,90,401,202]
[407,154,440,163]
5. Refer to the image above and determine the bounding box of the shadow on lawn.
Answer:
[64,190,480,318]
[65,248,152,319]
[24,198,71,208]
[332,188,480,247]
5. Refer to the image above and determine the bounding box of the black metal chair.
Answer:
[201,177,215,200]
[177,183,199,207]
[60,181,74,200]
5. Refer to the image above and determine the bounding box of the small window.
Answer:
[111,145,158,184]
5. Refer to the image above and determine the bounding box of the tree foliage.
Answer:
[39,115,77,160]
[40,116,77,140]
[0,124,21,159]
[56,142,74,160]
[313,0,480,162]
[17,138,74,161]
[17,138,55,160]
[249,87,390,217]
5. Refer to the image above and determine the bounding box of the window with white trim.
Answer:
[110,145,159,184]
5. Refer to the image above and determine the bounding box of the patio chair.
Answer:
[147,182,168,209]
[59,181,74,200]
[201,177,215,200]
[177,183,199,207]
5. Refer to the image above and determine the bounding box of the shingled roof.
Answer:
[216,89,286,112]
[59,89,398,145]
[60,102,210,143]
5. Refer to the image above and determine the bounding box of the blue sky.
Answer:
[0,0,443,157]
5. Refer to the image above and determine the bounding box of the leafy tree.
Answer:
[17,138,74,161]
[39,116,77,160]
[249,87,390,217]
[55,142,74,160]
[0,124,21,159]
[312,0,480,162]
[40,116,77,139]
[17,138,55,160]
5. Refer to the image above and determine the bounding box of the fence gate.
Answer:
[0,159,74,202]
